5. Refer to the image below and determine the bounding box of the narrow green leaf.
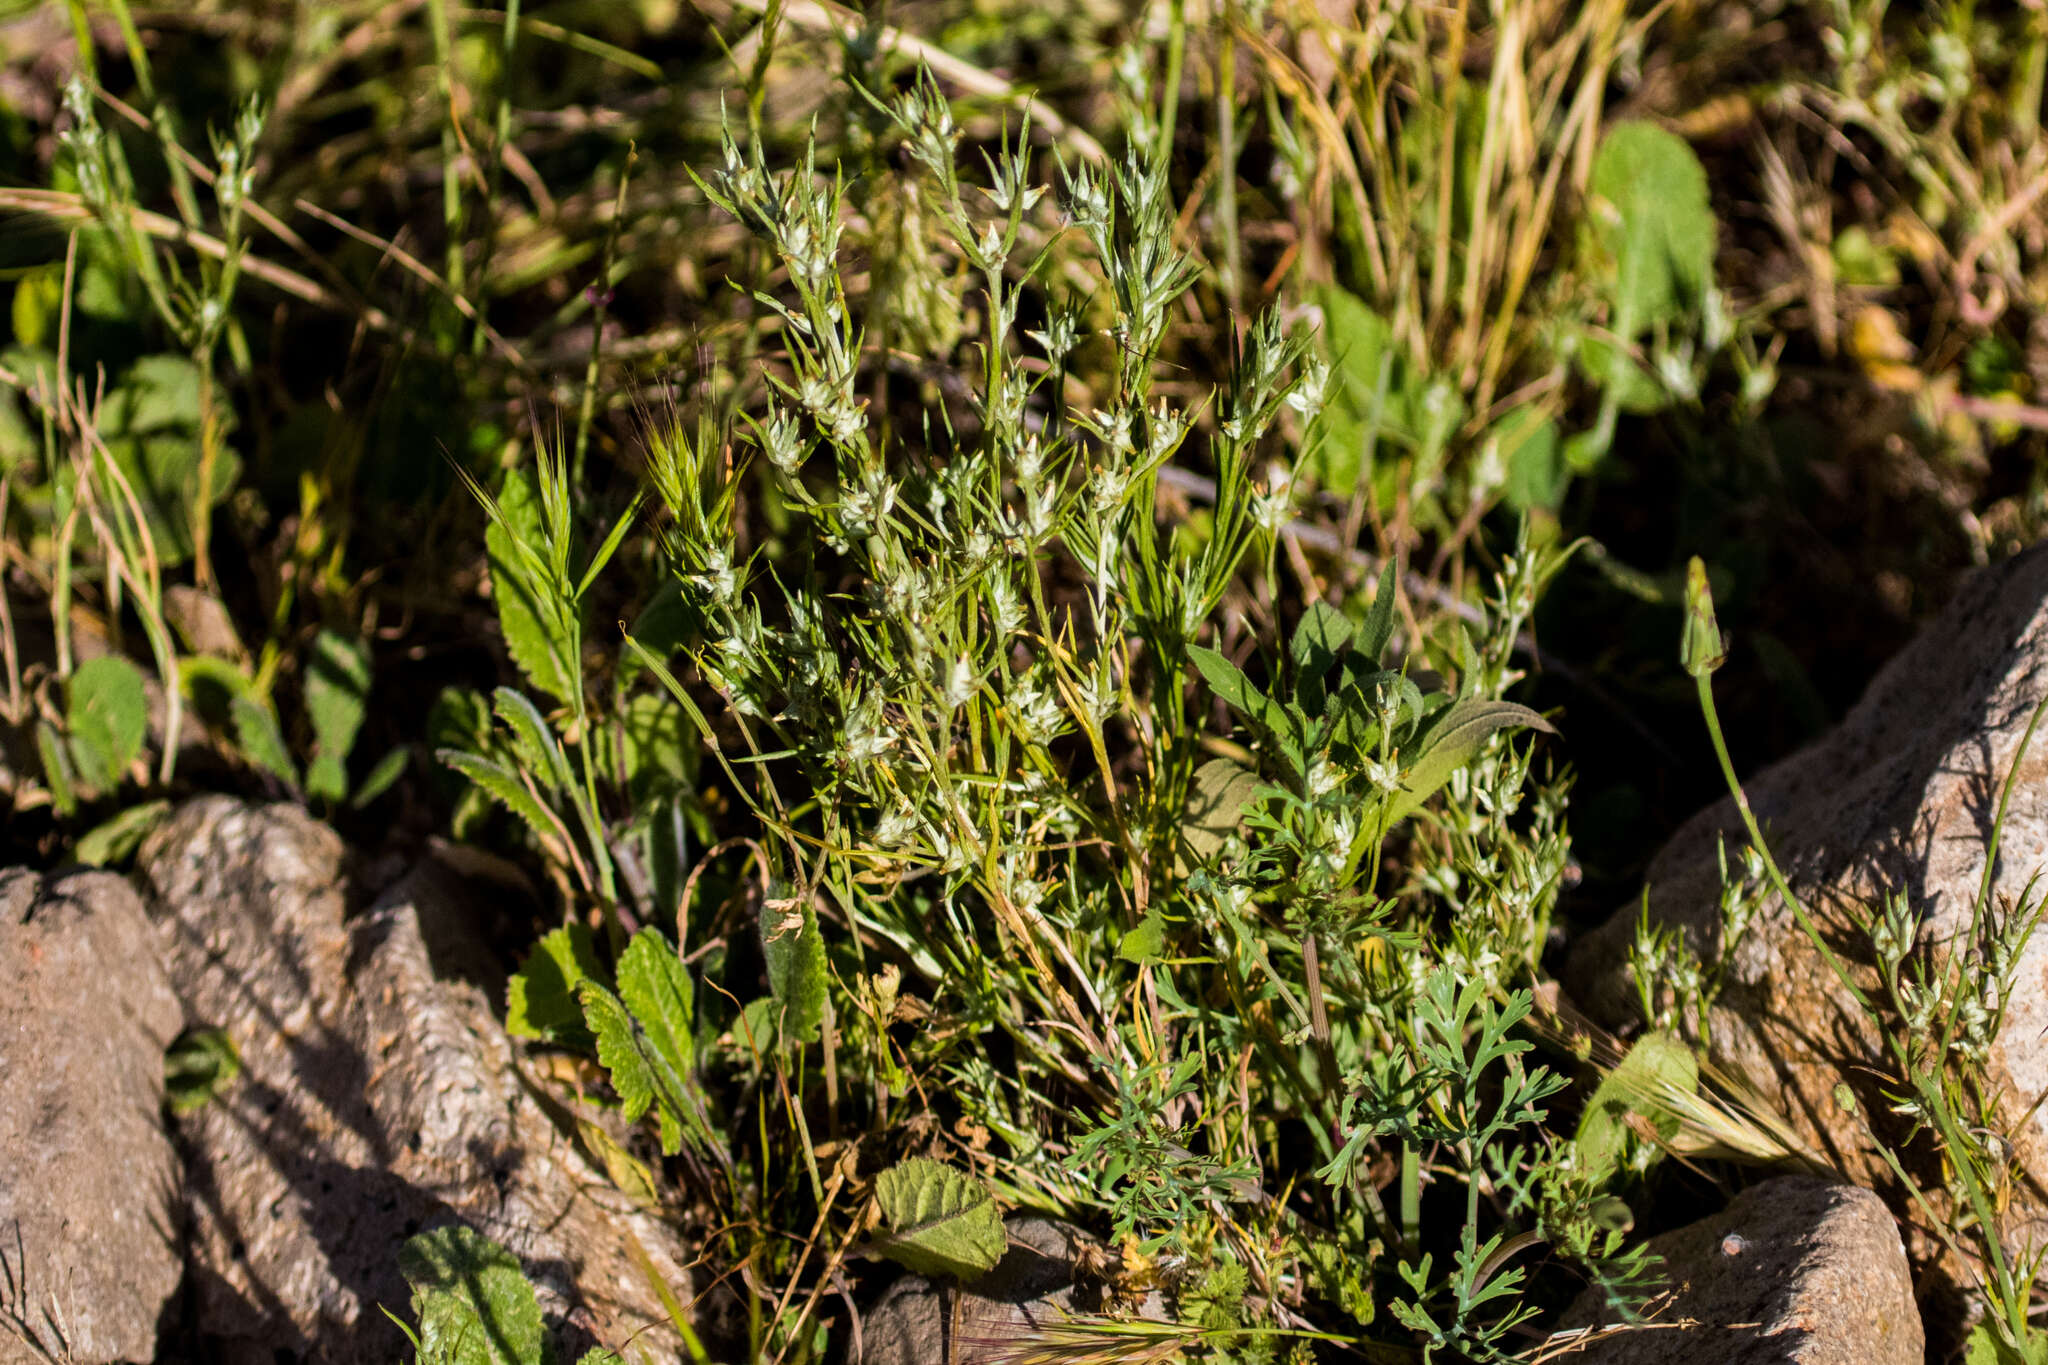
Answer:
[437,749,567,853]
[1188,644,1259,714]
[399,1225,549,1365]
[486,469,577,705]
[492,687,570,792]
[1357,561,1398,663]
[35,721,77,817]
[1290,601,1354,689]
[75,799,171,866]
[350,746,409,808]
[872,1157,1007,1280]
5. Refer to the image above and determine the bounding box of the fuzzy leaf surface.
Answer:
[873,1157,1006,1280]
[399,1225,549,1365]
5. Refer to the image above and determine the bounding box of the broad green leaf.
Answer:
[1306,288,1402,495]
[1575,1030,1699,1190]
[486,469,576,705]
[507,924,602,1042]
[65,655,148,791]
[231,697,299,788]
[75,798,170,866]
[761,887,826,1046]
[1499,412,1566,515]
[399,1225,549,1365]
[1182,758,1262,865]
[1118,911,1167,965]
[1584,122,1715,338]
[164,1027,241,1116]
[578,1352,626,1365]
[872,1157,1007,1281]
[618,928,695,1079]
[618,690,694,802]
[304,630,372,802]
[1291,601,1354,714]
[1383,700,1554,825]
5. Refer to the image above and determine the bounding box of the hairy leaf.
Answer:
[618,928,696,1079]
[579,980,680,1154]
[399,1225,549,1365]
[437,749,566,855]
[66,655,149,791]
[492,687,570,793]
[1585,122,1715,337]
[761,886,826,1045]
[872,1157,1007,1280]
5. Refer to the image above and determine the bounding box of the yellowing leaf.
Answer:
[873,1157,1007,1281]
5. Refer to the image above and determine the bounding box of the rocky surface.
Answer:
[1566,542,2048,1206]
[137,796,696,1364]
[861,1216,1118,1365]
[1556,1176,1922,1364]
[0,867,184,1365]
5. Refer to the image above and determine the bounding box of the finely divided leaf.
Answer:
[399,1225,549,1365]
[872,1157,1007,1281]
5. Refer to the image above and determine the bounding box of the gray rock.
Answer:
[0,867,184,1365]
[861,1215,1163,1365]
[1565,542,2048,1210]
[137,796,696,1363]
[1554,1176,1922,1364]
